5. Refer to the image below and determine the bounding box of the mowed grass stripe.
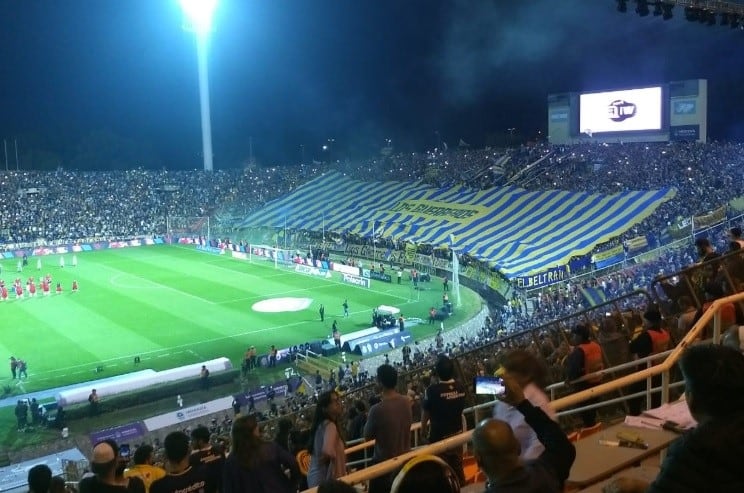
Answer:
[1,245,482,393]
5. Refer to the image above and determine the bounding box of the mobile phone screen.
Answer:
[119,444,131,458]
[474,376,505,396]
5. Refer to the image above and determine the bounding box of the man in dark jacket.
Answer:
[606,344,744,493]
[472,372,576,492]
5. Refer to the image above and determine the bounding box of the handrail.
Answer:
[300,290,741,492]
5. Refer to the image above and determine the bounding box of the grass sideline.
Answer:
[0,245,482,452]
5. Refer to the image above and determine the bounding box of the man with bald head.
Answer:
[79,440,145,493]
[472,373,575,492]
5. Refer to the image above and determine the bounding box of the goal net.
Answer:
[249,244,296,268]
[166,216,211,240]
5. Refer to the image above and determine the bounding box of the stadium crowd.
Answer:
[8,140,744,492]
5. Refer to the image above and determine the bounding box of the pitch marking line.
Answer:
[27,303,417,380]
[101,263,216,305]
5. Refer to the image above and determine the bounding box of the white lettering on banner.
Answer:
[342,273,371,288]
[295,264,332,278]
[333,263,360,276]
[143,396,233,431]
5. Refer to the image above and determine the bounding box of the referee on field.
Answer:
[421,354,467,485]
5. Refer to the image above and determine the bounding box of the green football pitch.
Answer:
[0,245,483,395]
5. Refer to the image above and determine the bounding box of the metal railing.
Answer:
[300,290,741,492]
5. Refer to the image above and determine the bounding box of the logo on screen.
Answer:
[608,100,637,122]
[673,101,696,115]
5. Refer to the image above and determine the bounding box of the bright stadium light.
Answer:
[180,0,218,35]
[179,0,218,171]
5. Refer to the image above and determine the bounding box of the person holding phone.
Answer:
[492,349,557,460]
[472,372,575,493]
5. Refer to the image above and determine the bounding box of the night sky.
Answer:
[1,0,743,170]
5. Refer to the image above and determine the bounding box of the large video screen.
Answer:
[579,86,663,134]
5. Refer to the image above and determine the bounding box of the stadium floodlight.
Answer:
[179,0,218,172]
[179,0,218,35]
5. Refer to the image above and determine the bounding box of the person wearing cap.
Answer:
[564,324,604,427]
[472,372,575,493]
[79,440,146,493]
[123,445,166,493]
[627,308,670,416]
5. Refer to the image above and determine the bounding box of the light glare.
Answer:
[179,0,218,35]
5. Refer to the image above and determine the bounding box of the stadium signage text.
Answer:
[196,245,224,255]
[387,199,488,222]
[515,265,567,289]
[295,264,332,278]
[348,330,412,356]
[362,269,392,283]
[343,273,371,288]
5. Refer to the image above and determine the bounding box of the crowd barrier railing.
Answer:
[300,290,741,492]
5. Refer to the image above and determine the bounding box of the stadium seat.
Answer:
[578,422,603,439]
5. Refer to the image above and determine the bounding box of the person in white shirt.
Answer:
[493,349,557,460]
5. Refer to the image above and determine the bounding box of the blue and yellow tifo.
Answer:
[239,173,676,278]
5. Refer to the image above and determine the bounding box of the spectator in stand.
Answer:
[150,432,215,493]
[472,372,575,493]
[421,355,467,484]
[189,426,224,491]
[306,391,346,487]
[79,440,146,493]
[123,445,166,493]
[27,464,53,493]
[564,325,604,427]
[597,314,631,369]
[627,308,671,416]
[493,349,556,460]
[364,364,413,493]
[676,296,698,341]
[274,418,294,454]
[606,345,744,493]
[222,414,300,493]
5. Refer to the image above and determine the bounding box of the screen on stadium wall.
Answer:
[579,87,663,134]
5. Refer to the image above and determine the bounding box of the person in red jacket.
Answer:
[627,307,671,415]
[565,324,605,426]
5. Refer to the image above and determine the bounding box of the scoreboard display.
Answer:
[548,79,707,144]
[579,86,663,134]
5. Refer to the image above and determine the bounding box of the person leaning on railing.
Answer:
[472,372,576,493]
[604,344,744,493]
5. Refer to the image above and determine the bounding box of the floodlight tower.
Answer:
[179,0,218,171]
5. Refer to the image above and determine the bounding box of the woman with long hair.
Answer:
[222,414,300,493]
[306,390,346,487]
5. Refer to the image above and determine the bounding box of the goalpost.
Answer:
[248,244,296,269]
[166,216,211,241]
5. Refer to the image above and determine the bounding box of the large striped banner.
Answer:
[238,173,675,279]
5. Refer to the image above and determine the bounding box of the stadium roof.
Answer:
[239,173,676,278]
